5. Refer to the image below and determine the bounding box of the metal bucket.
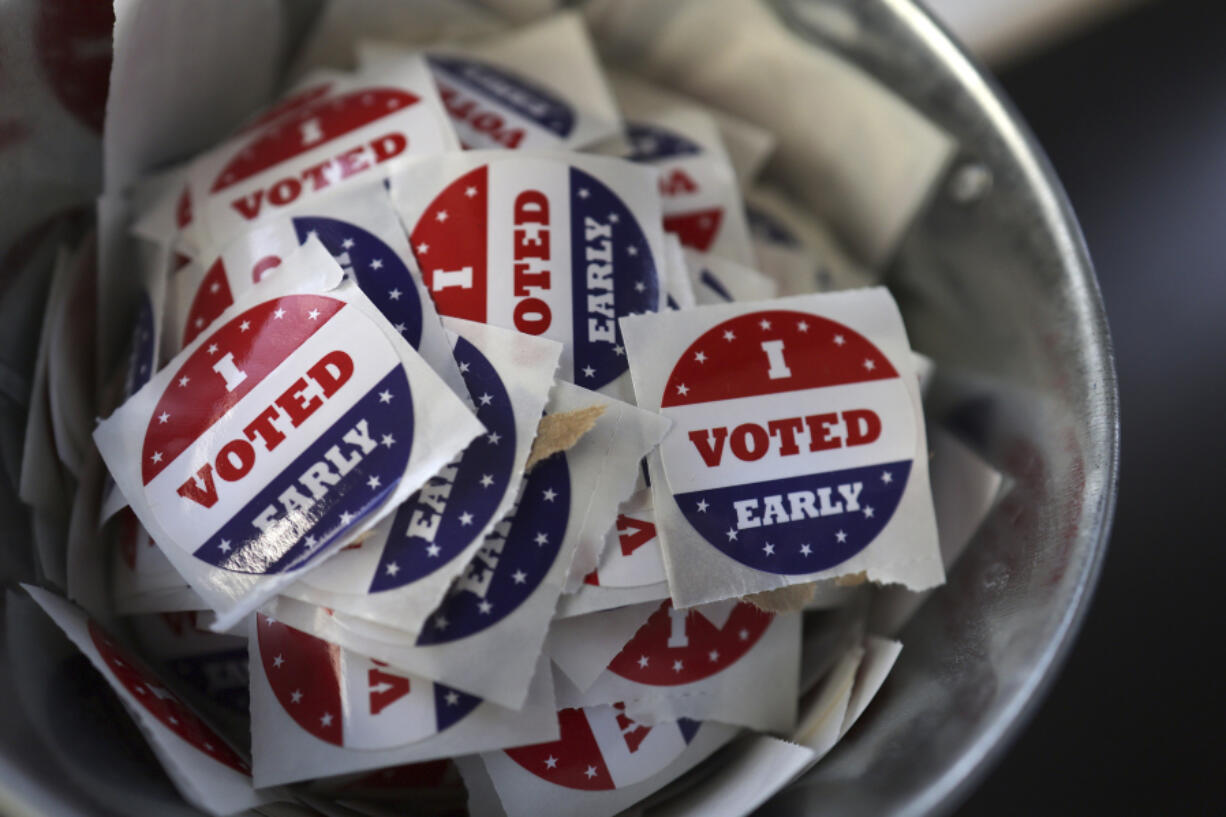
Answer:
[0,1,1118,815]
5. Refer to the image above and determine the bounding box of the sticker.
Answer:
[468,705,736,817]
[554,600,800,732]
[359,11,621,151]
[620,289,942,607]
[283,318,560,635]
[685,248,777,306]
[24,586,275,817]
[185,54,458,251]
[390,150,665,398]
[173,182,467,401]
[265,381,666,709]
[249,614,559,787]
[608,74,755,266]
[94,239,483,631]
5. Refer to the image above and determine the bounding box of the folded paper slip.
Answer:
[93,239,483,631]
[620,288,943,607]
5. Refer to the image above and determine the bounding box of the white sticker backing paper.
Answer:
[619,288,943,607]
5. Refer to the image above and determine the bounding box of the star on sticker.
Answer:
[168,716,178,725]
[459,512,474,526]
[464,186,477,198]
[545,755,559,768]
[800,544,812,556]
[627,245,639,256]
[388,288,402,300]
[435,210,449,222]
[582,365,596,378]
[209,281,220,293]
[478,392,493,406]
[385,562,399,576]
[194,317,203,328]
[426,544,441,558]
[487,431,501,445]
[634,280,646,293]
[672,660,684,672]
[608,213,620,223]
[304,536,317,549]
[578,188,590,198]
[863,358,876,371]
[341,238,354,249]
[340,511,354,525]
[238,320,250,332]
[381,434,396,448]
[207,343,218,355]
[379,390,393,403]
[308,308,321,320]
[759,318,772,330]
[367,476,381,489]
[676,383,689,395]
[478,600,493,615]
[178,376,190,387]
[369,257,384,270]
[458,361,470,373]
[726,528,738,541]
[834,334,846,346]
[534,532,549,546]
[836,530,847,543]
[512,570,527,584]
[274,308,288,320]
[394,322,407,333]
[150,451,163,464]
[320,712,333,727]
[638,655,649,668]
[763,543,775,555]
[542,488,557,502]
[614,345,625,356]
[864,506,875,518]
[480,474,494,488]
[738,628,750,640]
[417,242,430,255]
[585,765,598,779]
[709,650,720,661]
[881,471,893,484]
[694,351,707,363]
[798,320,809,332]
[434,615,448,630]
[272,654,284,668]
[218,539,231,553]
[723,330,736,341]
[696,498,709,512]
[445,691,461,705]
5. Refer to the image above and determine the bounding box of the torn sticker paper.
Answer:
[554,600,800,733]
[183,53,458,253]
[620,288,943,608]
[24,586,276,817]
[266,380,664,710]
[93,238,483,632]
[389,150,666,400]
[249,614,558,787]
[465,705,737,817]
[361,11,622,152]
[282,318,561,634]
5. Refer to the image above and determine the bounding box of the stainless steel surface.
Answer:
[0,1,1117,815]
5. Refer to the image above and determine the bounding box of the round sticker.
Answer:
[428,54,575,148]
[143,294,412,574]
[505,706,700,791]
[302,334,518,594]
[409,159,660,389]
[257,615,479,749]
[88,620,250,773]
[416,453,570,645]
[658,309,916,574]
[605,600,772,686]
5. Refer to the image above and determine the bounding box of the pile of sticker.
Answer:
[18,8,1010,817]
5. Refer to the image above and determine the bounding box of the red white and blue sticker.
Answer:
[249,613,560,787]
[391,152,665,396]
[473,704,736,817]
[620,289,939,606]
[285,319,560,636]
[187,55,457,250]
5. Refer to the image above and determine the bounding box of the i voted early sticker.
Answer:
[390,151,665,397]
[620,289,943,607]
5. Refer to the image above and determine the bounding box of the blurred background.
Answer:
[942,0,1225,812]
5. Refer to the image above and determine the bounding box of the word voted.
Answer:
[688,409,881,467]
[437,83,525,150]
